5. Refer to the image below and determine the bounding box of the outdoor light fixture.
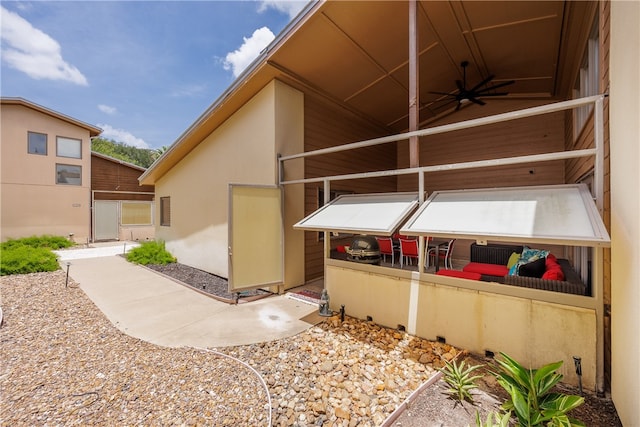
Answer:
[65,262,71,288]
[573,356,583,395]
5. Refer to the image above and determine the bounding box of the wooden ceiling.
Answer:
[267,1,597,133]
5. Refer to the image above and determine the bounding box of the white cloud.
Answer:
[0,6,88,86]
[258,0,309,19]
[223,26,275,78]
[98,124,149,149]
[98,104,117,115]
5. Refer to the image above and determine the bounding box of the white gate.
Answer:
[94,201,119,241]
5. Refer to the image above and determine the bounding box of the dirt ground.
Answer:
[391,354,622,427]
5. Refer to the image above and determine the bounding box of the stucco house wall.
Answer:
[1,99,100,243]
[609,1,640,424]
[154,80,304,287]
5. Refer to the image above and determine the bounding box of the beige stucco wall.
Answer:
[1,104,92,242]
[609,1,640,424]
[326,262,598,390]
[155,80,305,288]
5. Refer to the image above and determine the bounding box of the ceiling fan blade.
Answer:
[469,74,495,92]
[475,80,515,93]
[469,97,486,106]
[455,101,462,111]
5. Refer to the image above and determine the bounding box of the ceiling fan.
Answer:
[431,61,515,111]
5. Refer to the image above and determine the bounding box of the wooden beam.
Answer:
[409,0,419,168]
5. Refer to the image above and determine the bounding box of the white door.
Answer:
[228,185,283,292]
[94,201,119,241]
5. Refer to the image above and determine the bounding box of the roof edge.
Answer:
[1,97,102,136]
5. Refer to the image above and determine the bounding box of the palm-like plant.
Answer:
[442,358,484,403]
[493,352,585,426]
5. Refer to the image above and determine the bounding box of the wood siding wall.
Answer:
[92,155,154,201]
[303,95,397,281]
[397,100,567,194]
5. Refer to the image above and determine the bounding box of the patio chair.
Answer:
[399,238,419,269]
[426,239,456,270]
[376,236,395,267]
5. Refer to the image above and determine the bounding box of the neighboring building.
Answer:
[91,152,155,242]
[139,1,639,423]
[1,98,101,243]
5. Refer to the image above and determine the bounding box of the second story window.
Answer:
[56,164,82,185]
[57,136,82,159]
[28,131,47,155]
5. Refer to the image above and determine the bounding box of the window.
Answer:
[573,17,599,140]
[317,189,354,239]
[56,164,82,185]
[160,197,171,226]
[296,193,420,236]
[57,136,82,158]
[28,132,47,155]
[121,202,153,225]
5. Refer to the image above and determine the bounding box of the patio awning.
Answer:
[294,193,419,236]
[400,184,610,247]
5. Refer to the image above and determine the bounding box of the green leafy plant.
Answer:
[493,352,585,427]
[1,235,73,275]
[473,410,512,427]
[126,240,176,265]
[442,358,484,403]
[1,235,73,251]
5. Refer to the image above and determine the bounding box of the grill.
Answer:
[346,235,381,265]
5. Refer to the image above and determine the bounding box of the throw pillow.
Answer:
[507,252,521,269]
[510,247,550,275]
[542,265,565,281]
[518,257,547,278]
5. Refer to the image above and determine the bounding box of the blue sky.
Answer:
[1,1,309,150]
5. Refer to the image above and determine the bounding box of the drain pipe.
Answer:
[195,347,272,426]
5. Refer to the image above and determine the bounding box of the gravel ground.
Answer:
[145,263,271,303]
[1,270,456,426]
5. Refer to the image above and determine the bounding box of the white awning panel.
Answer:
[400,184,610,247]
[294,193,419,236]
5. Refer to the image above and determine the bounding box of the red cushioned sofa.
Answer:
[461,243,588,296]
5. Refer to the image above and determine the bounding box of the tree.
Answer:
[91,137,157,168]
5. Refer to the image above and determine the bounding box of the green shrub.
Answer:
[126,241,176,265]
[493,352,585,427]
[1,245,60,275]
[1,235,74,251]
[0,235,73,275]
[441,358,484,403]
